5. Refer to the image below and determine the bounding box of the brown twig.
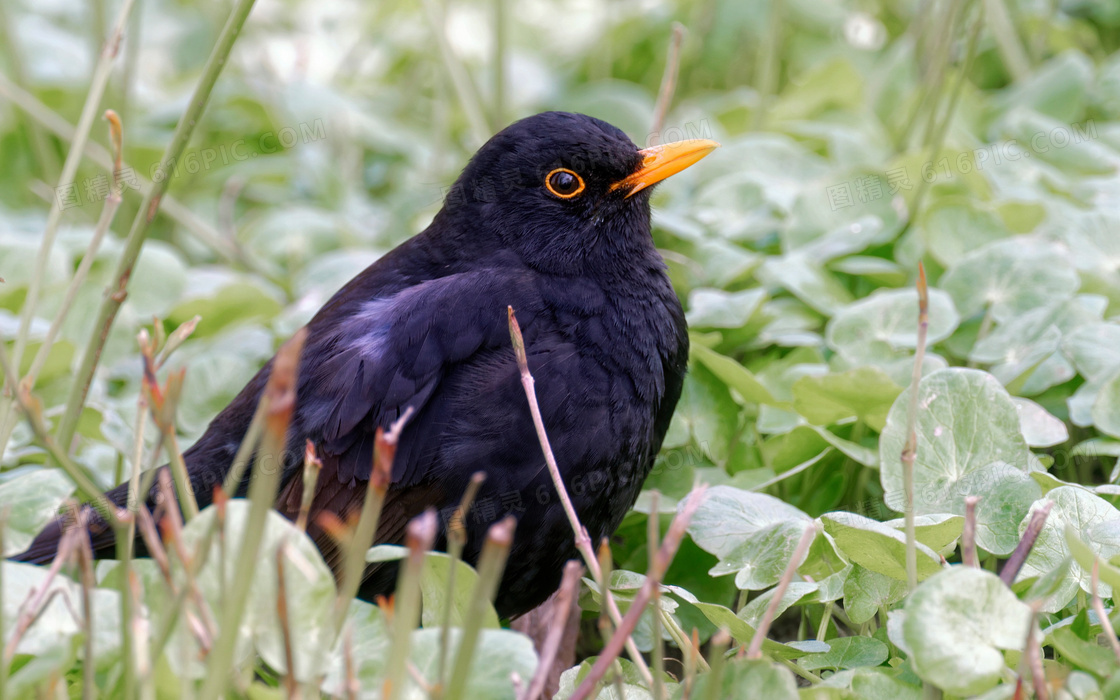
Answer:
[745,523,819,659]
[650,23,686,136]
[276,541,301,699]
[569,487,707,700]
[1092,560,1120,662]
[1019,601,1048,700]
[343,624,359,700]
[1000,501,1053,586]
[294,440,321,533]
[901,263,929,591]
[508,306,654,685]
[383,510,437,700]
[962,495,979,567]
[4,527,80,662]
[520,561,583,700]
[332,406,413,633]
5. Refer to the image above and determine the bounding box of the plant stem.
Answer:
[1001,501,1053,586]
[745,523,818,659]
[199,330,303,700]
[420,0,491,146]
[0,340,118,524]
[332,409,413,634]
[11,0,136,374]
[901,264,929,592]
[518,561,583,700]
[569,488,706,700]
[983,0,1030,81]
[54,0,261,453]
[1091,560,1120,662]
[445,517,515,700]
[508,307,654,686]
[384,511,437,700]
[962,496,979,567]
[650,23,685,136]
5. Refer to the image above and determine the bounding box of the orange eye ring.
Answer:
[545,168,585,199]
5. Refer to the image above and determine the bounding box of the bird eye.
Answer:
[545,168,585,199]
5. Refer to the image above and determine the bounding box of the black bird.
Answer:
[15,111,717,618]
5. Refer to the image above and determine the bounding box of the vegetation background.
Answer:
[4,0,1120,697]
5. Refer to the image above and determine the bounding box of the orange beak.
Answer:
[611,138,720,197]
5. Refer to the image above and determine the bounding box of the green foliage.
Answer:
[5,0,1120,697]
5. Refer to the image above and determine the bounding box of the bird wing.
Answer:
[277,267,551,572]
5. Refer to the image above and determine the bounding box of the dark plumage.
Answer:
[15,111,716,618]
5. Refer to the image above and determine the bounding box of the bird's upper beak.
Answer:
[611,138,720,197]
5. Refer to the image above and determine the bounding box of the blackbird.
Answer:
[15,111,717,618]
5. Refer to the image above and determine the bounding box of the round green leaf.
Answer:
[1018,486,1120,612]
[825,288,959,365]
[940,239,1080,323]
[901,567,1030,696]
[879,368,1036,554]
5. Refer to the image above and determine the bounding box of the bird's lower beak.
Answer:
[611,138,720,197]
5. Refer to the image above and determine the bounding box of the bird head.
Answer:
[438,111,717,275]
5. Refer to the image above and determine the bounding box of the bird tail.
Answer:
[9,480,134,565]
[10,517,68,564]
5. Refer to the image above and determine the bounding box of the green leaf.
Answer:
[842,564,907,625]
[1018,487,1120,612]
[1049,627,1117,678]
[686,287,767,329]
[690,602,812,660]
[799,636,888,672]
[176,501,337,681]
[684,658,799,700]
[1012,397,1069,447]
[1091,372,1120,438]
[825,288,959,365]
[0,469,75,556]
[820,512,942,582]
[2,562,120,664]
[879,368,1037,554]
[689,341,780,406]
[901,567,1031,696]
[759,253,854,316]
[420,552,500,630]
[739,581,818,628]
[920,197,1009,267]
[791,367,903,432]
[408,628,537,699]
[1062,322,1120,383]
[688,487,814,589]
[817,667,922,700]
[940,239,1080,323]
[557,657,675,699]
[881,514,965,554]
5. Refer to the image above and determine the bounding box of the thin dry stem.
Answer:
[962,495,979,567]
[1001,501,1053,586]
[901,262,929,592]
[745,523,818,659]
[520,561,583,700]
[650,23,685,135]
[276,541,301,700]
[1091,560,1120,662]
[569,487,706,700]
[508,306,654,686]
